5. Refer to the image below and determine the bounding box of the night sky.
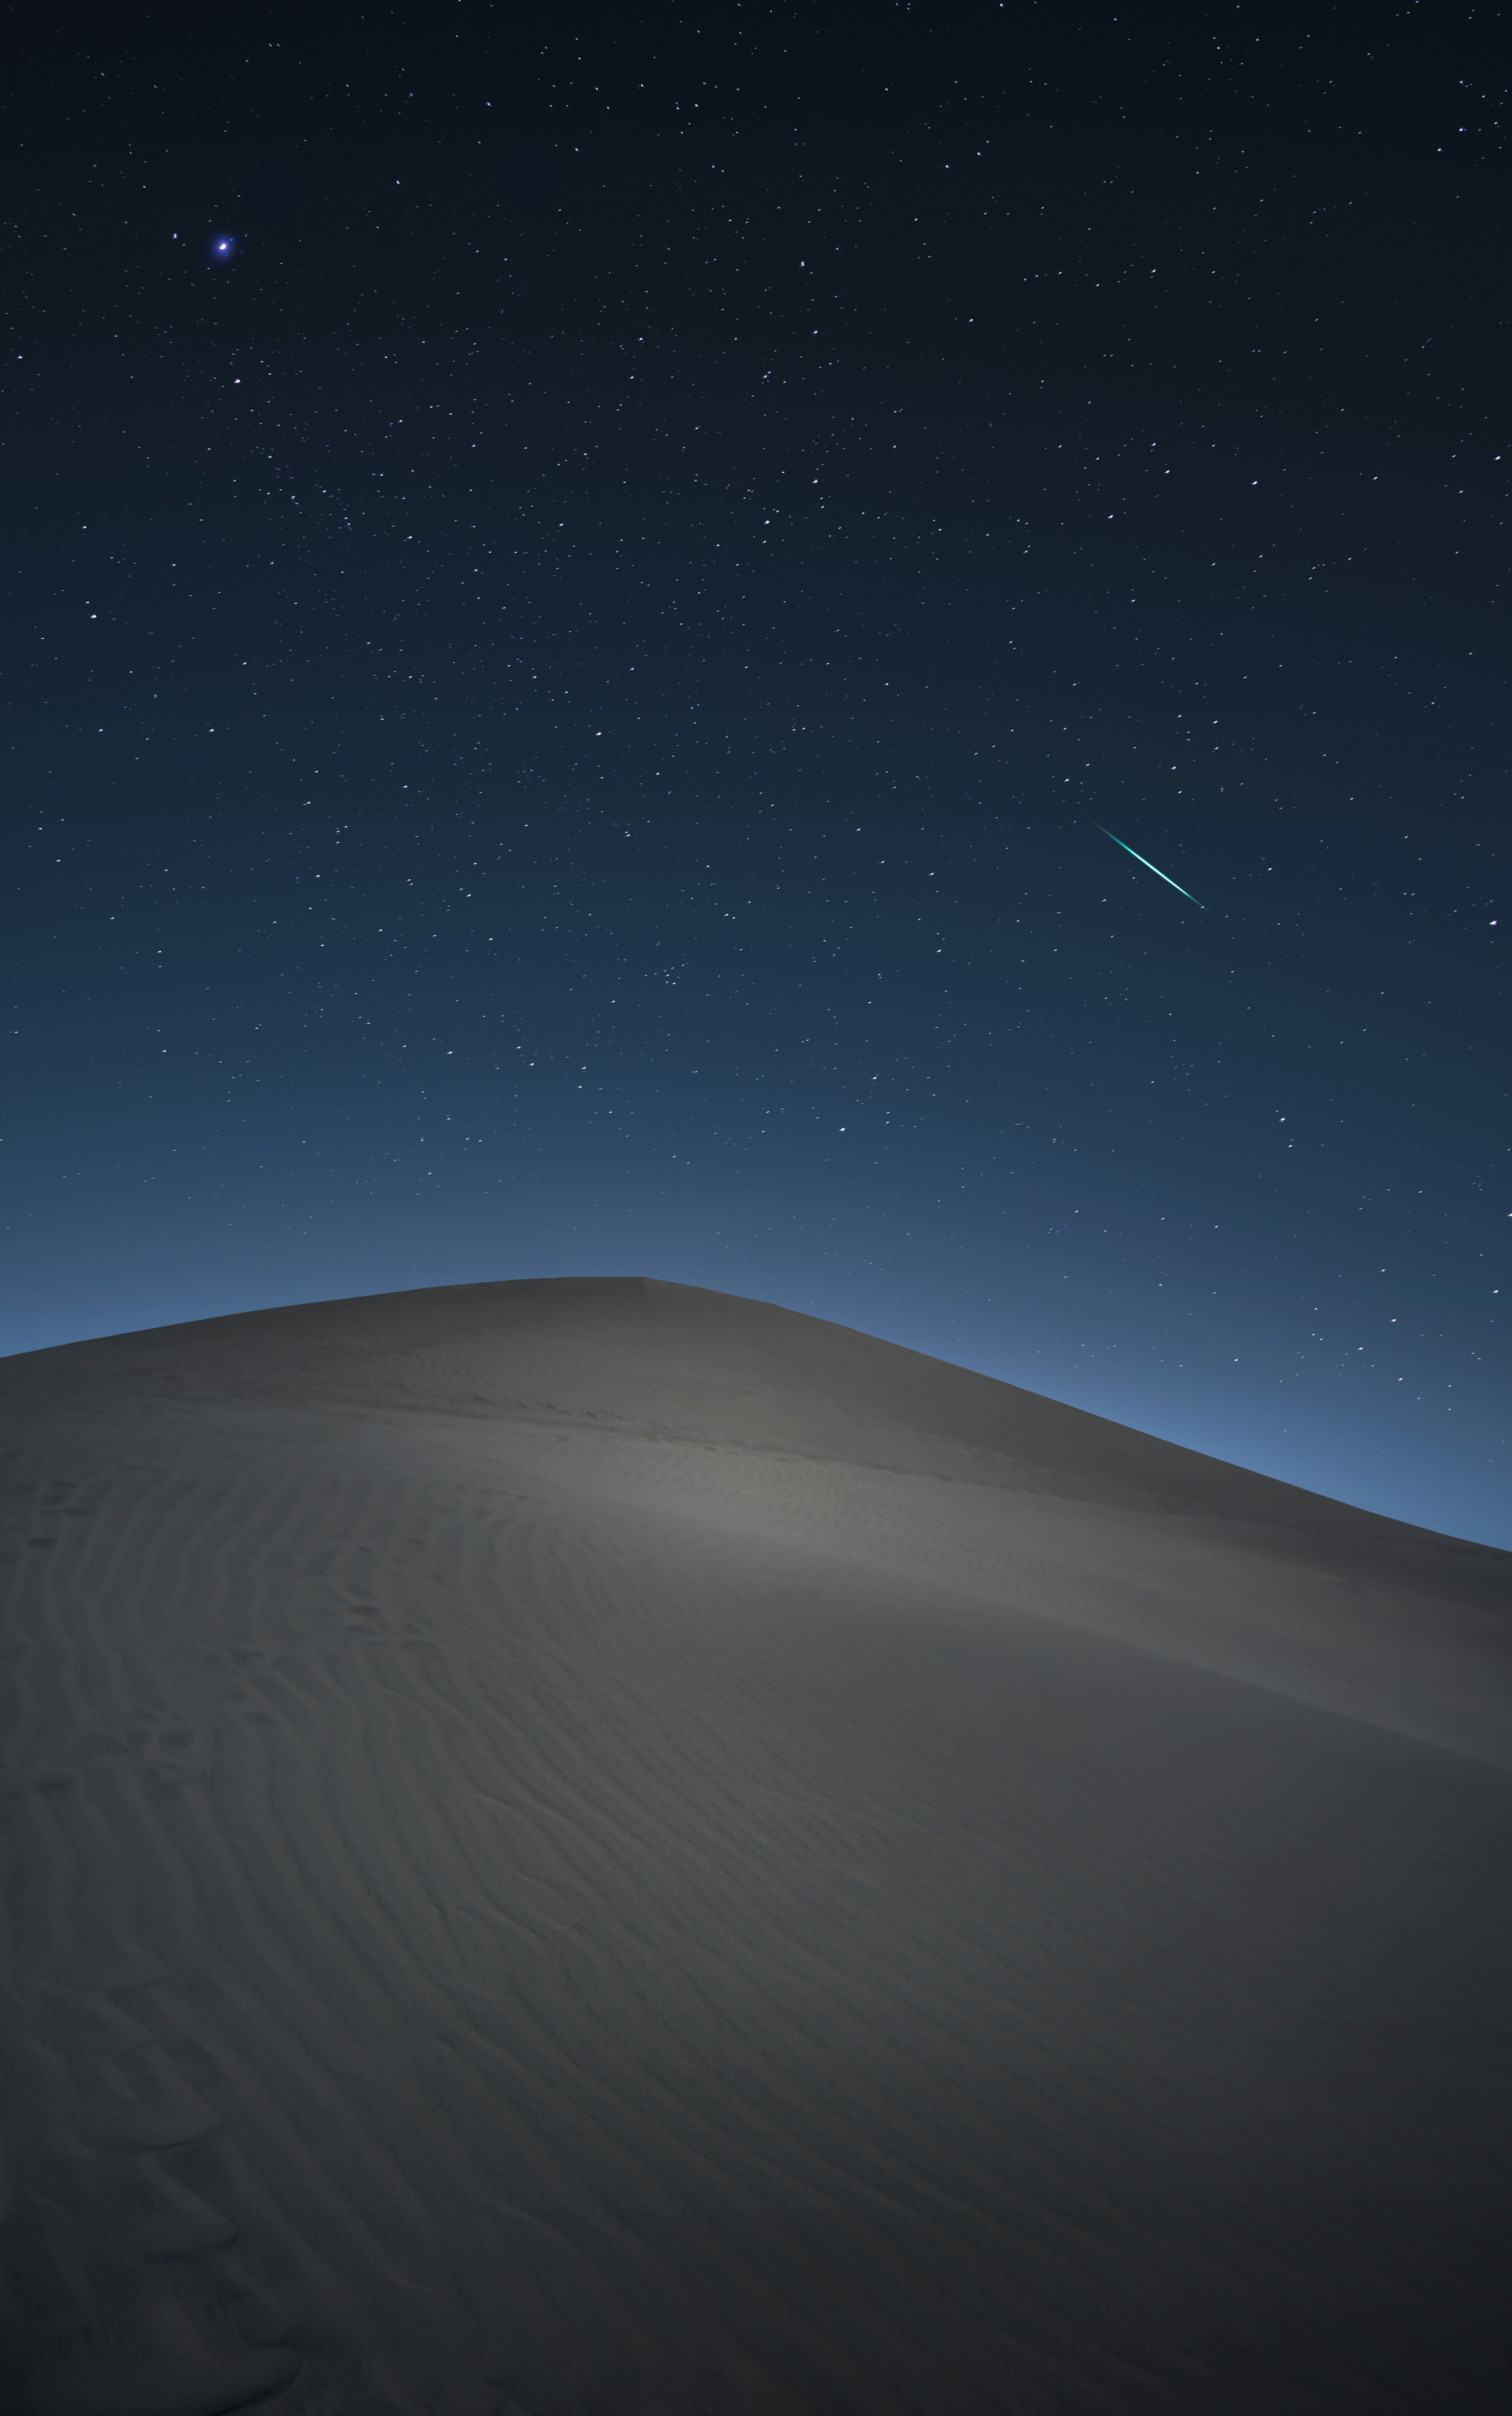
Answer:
[3,4,1507,1544]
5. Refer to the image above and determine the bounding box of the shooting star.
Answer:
[1092,822,1205,907]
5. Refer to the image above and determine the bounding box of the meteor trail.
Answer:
[1092,822,1205,907]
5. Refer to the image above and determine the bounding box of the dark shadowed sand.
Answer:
[2,1276,1509,2413]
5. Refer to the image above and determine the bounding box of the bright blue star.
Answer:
[206,230,240,264]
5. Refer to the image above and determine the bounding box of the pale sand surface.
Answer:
[1,1275,1509,2412]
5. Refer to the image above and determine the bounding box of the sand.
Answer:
[1,1274,1509,2413]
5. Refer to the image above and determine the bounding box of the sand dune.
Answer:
[1,1275,1509,2412]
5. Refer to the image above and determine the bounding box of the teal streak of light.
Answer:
[1092,822,1206,908]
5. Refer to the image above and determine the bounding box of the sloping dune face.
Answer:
[2,1278,1509,2414]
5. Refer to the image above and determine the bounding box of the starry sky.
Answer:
[3,4,1507,1544]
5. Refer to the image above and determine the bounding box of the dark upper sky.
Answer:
[3,3,1507,1543]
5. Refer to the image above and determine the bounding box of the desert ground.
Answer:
[1,1276,1509,2413]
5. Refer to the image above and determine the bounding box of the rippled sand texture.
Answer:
[2,1275,1509,2414]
